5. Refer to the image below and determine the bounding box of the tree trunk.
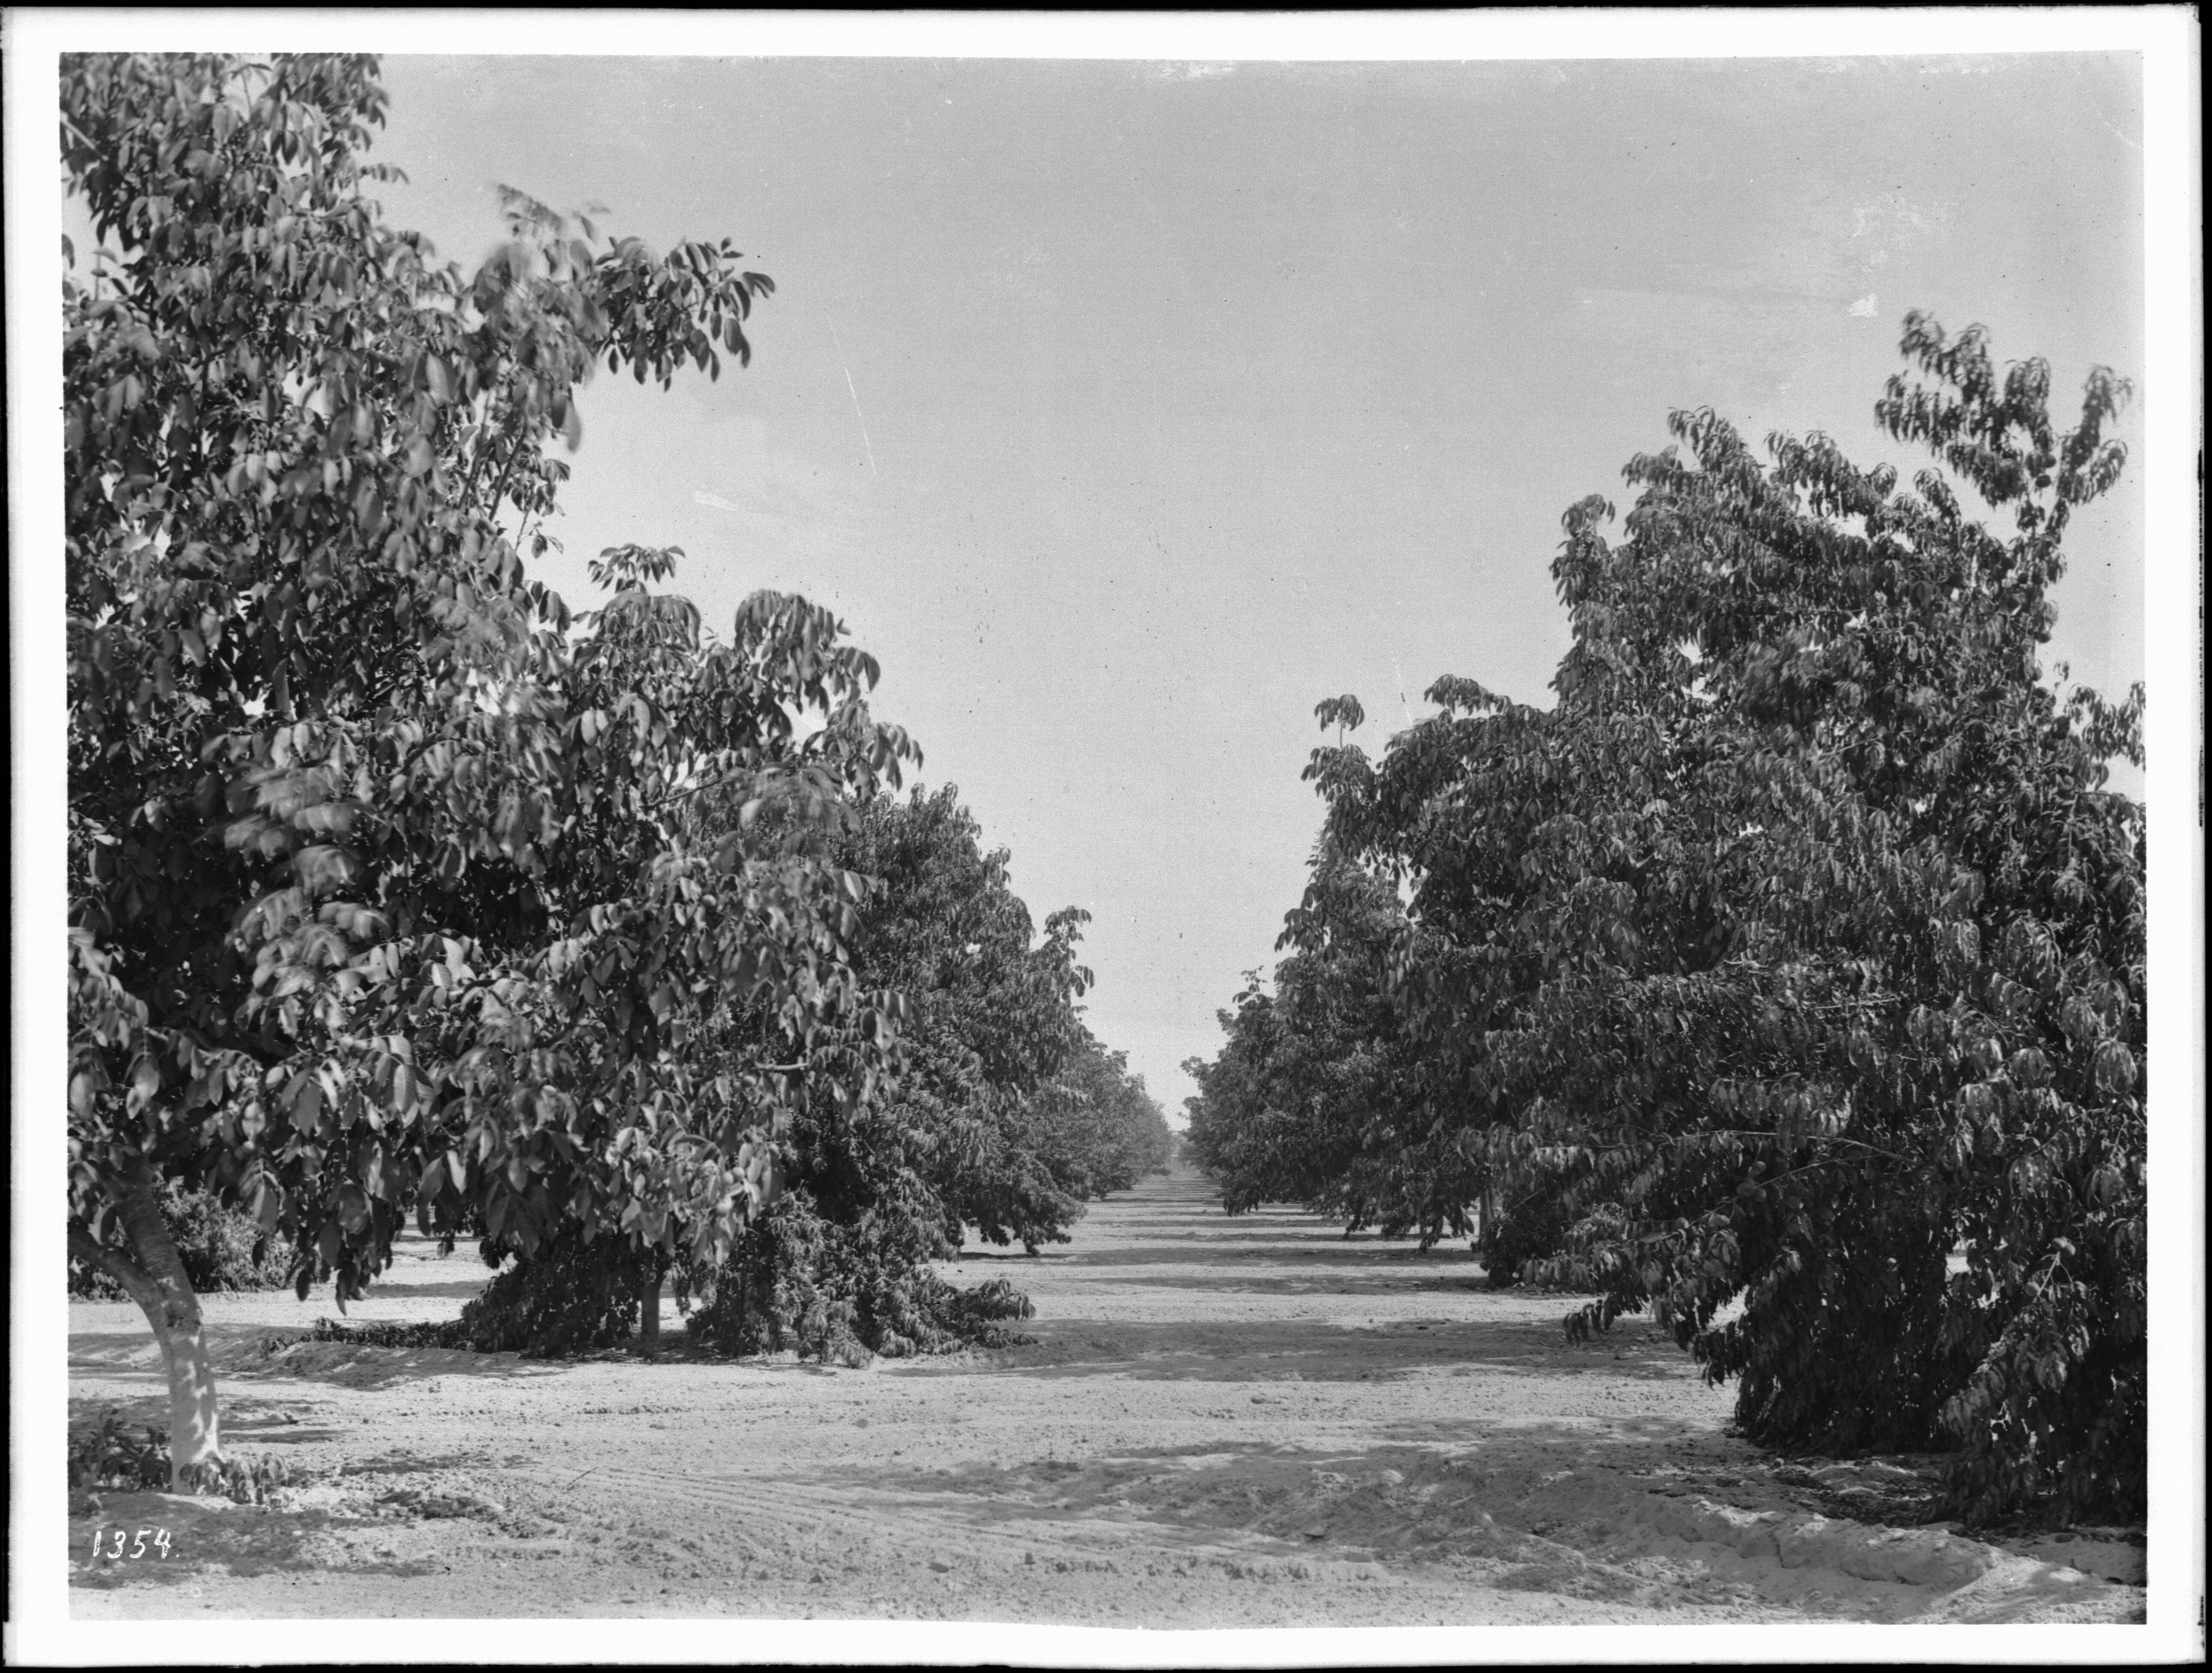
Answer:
[638,1268,661,1348]
[72,1162,223,1491]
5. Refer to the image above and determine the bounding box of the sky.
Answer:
[363,53,2147,1121]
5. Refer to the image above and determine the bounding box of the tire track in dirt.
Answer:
[509,1458,1604,1625]
[543,1460,1310,1576]
[516,1450,1846,1626]
[520,1442,1735,1617]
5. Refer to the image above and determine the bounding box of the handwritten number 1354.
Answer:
[90,1527,171,1560]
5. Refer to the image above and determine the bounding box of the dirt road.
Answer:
[68,1166,2143,1624]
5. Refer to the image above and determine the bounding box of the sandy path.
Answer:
[68,1167,2143,1624]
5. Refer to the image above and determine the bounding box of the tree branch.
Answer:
[485,426,527,529]
[68,1221,168,1324]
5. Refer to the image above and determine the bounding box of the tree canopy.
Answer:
[60,45,1177,1449]
[680,783,1172,1363]
[64,51,911,1482]
[834,784,1098,1254]
[1182,855,1486,1240]
[1186,315,2145,1527]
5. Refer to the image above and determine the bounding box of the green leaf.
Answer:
[287,1073,324,1135]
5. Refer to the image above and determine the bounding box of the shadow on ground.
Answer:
[794,1426,2141,1619]
[72,1326,565,1392]
[347,1277,494,1301]
[70,1491,452,1591]
[66,1454,575,1603]
[957,1314,1696,1385]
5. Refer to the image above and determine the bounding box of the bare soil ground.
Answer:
[68,1165,2144,1625]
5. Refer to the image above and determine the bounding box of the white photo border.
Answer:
[7,8,2201,1666]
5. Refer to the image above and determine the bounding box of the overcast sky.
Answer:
[367,53,2146,1119]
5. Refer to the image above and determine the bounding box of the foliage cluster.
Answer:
[685,1188,1037,1362]
[66,1411,174,1494]
[67,1182,290,1298]
[446,1232,663,1357]
[1034,1033,1176,1201]
[452,782,1168,1363]
[61,56,1162,1468]
[67,1409,292,1504]
[1183,861,1485,1241]
[676,785,1166,1361]
[284,1315,467,1351]
[66,49,904,1349]
[1185,317,2145,1526]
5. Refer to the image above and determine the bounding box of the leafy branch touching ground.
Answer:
[68,1409,292,1505]
[679,785,1171,1362]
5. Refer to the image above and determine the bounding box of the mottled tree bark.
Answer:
[71,1161,222,1490]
